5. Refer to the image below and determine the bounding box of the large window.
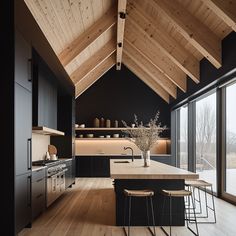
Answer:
[195,93,217,192]
[177,105,188,170]
[225,83,236,196]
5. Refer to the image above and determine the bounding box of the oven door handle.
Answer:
[47,169,68,178]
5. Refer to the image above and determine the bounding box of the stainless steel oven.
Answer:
[46,163,67,207]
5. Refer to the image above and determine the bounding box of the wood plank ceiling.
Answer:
[24,0,235,103]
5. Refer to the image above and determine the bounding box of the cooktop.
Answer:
[32,160,61,166]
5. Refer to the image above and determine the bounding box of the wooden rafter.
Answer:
[59,6,116,67]
[202,0,236,32]
[71,39,116,85]
[151,0,222,68]
[124,39,177,98]
[126,1,199,83]
[125,21,187,92]
[116,0,127,70]
[123,53,169,103]
[75,54,115,98]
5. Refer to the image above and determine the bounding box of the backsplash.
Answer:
[32,133,50,161]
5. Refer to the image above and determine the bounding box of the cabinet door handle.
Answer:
[27,138,32,170]
[27,59,32,82]
[36,178,43,182]
[36,193,43,199]
[27,175,32,207]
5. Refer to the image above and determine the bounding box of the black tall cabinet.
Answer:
[14,30,32,234]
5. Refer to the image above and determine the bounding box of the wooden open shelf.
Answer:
[32,126,65,136]
[75,127,167,131]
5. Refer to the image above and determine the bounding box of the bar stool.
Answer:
[161,189,199,236]
[185,179,216,223]
[123,189,156,236]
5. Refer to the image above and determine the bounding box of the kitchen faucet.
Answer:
[124,146,134,162]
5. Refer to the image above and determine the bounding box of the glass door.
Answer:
[177,105,188,170]
[224,82,236,201]
[195,92,217,193]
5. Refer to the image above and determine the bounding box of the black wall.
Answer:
[76,65,171,130]
[171,31,236,107]
[1,1,15,235]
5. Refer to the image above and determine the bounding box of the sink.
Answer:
[114,160,130,163]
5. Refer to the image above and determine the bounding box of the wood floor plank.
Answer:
[19,178,236,236]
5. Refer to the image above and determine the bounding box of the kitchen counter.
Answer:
[111,159,198,226]
[110,159,198,179]
[76,154,171,157]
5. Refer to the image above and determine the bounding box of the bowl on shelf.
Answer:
[79,124,85,128]
[106,135,111,138]
[113,134,119,138]
[86,134,94,138]
[99,135,104,138]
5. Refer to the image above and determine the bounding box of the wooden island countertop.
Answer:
[110,159,199,180]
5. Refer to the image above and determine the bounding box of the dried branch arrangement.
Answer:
[121,112,166,152]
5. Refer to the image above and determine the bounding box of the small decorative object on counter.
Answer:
[106,119,111,128]
[114,120,118,128]
[100,117,105,127]
[45,151,50,160]
[94,118,100,127]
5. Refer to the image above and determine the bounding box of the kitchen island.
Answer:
[110,159,198,226]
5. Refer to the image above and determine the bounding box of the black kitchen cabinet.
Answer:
[15,83,32,176]
[92,157,110,177]
[33,50,57,130]
[32,168,46,219]
[15,30,32,234]
[15,173,32,234]
[76,156,92,177]
[76,156,110,177]
[15,30,32,92]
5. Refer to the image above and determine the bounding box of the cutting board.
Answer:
[48,145,57,155]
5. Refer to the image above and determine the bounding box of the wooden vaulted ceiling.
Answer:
[24,0,236,103]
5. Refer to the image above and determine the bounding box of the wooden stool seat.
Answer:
[185,179,212,187]
[124,189,154,197]
[162,189,192,197]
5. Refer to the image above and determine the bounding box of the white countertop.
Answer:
[110,159,198,180]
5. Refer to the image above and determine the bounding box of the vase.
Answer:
[141,150,150,167]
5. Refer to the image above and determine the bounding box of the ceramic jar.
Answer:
[93,118,100,128]
[106,119,111,128]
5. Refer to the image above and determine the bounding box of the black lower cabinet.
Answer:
[15,173,32,234]
[76,156,110,177]
[76,157,92,177]
[32,168,46,220]
[92,157,110,177]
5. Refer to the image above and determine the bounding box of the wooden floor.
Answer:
[20,178,236,236]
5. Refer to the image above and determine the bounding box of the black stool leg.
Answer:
[149,196,156,236]
[211,186,216,223]
[186,194,199,236]
[161,196,169,236]
[128,196,132,236]
[123,196,128,236]
[169,196,172,236]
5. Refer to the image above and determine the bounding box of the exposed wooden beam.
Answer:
[151,0,222,68]
[71,39,116,85]
[59,6,116,67]
[75,54,115,98]
[116,0,127,70]
[202,0,236,32]
[125,21,187,92]
[126,1,199,83]
[123,53,169,103]
[124,39,177,98]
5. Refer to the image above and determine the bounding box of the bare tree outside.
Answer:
[196,93,217,192]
